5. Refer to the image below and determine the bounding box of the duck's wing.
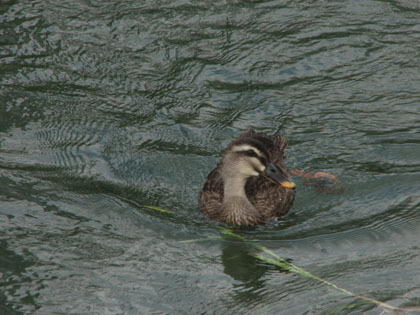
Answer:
[246,174,295,220]
[198,164,224,218]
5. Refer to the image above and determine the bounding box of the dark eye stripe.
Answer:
[235,149,258,159]
[246,149,258,157]
[238,149,267,166]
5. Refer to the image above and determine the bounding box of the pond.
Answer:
[1,0,420,314]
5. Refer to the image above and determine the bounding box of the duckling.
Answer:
[199,130,296,226]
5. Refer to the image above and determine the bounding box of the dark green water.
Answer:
[1,0,420,314]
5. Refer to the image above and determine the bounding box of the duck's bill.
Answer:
[264,162,296,189]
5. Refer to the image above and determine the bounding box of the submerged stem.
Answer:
[144,205,419,313]
[229,229,419,313]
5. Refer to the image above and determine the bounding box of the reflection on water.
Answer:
[221,242,271,308]
[1,0,420,313]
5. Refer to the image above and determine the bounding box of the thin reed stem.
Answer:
[145,206,420,313]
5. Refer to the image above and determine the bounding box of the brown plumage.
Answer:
[199,130,296,226]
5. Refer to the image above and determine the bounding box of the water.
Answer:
[1,0,420,314]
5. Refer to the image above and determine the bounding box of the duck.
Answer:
[199,130,296,226]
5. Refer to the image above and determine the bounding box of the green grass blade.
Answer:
[220,227,244,240]
[143,205,173,214]
[251,253,294,272]
[180,237,223,243]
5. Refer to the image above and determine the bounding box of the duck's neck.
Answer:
[223,175,248,198]
[222,175,261,226]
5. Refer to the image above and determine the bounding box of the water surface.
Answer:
[1,0,420,314]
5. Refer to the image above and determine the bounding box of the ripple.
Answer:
[2,0,420,314]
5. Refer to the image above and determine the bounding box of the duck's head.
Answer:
[221,138,295,190]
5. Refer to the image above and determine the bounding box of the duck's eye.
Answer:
[247,149,255,155]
